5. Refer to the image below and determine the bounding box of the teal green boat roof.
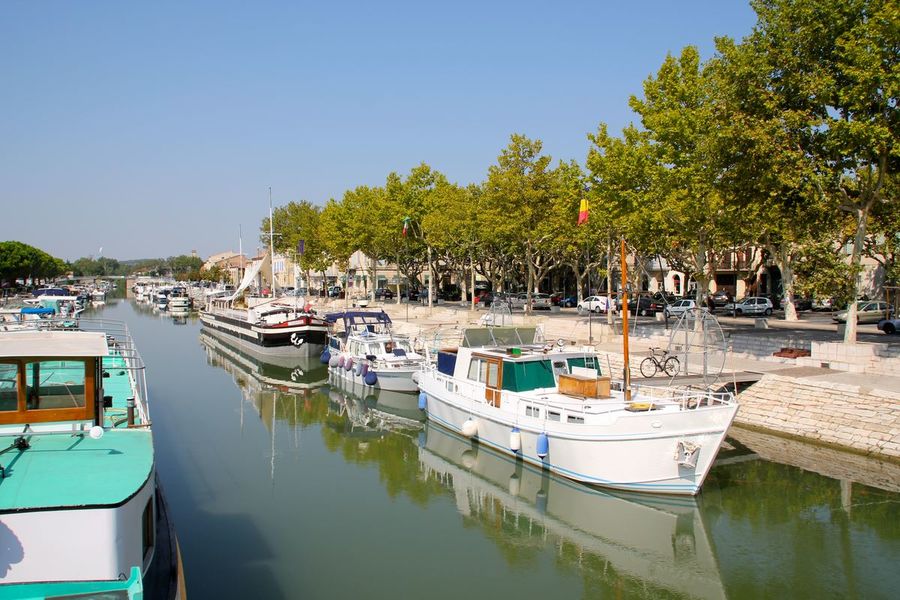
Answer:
[0,566,142,599]
[0,429,154,512]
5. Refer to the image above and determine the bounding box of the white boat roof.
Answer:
[0,331,110,358]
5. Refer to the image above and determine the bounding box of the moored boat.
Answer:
[322,310,426,393]
[416,325,738,495]
[419,424,727,599]
[0,319,185,598]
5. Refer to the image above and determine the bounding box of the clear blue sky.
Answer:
[0,0,756,261]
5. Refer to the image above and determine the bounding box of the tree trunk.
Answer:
[525,242,534,316]
[571,261,585,303]
[844,206,869,344]
[427,245,434,309]
[470,254,476,311]
[776,245,798,322]
[606,237,613,325]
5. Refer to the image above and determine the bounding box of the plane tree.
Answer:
[743,0,898,340]
[483,134,555,314]
[626,46,740,303]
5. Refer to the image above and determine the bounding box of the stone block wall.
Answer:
[735,374,900,460]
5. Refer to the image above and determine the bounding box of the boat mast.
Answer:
[620,237,631,401]
[269,186,276,295]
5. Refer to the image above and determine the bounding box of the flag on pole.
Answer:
[577,198,589,225]
[402,216,411,237]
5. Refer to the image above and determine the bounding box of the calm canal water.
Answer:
[103,300,899,599]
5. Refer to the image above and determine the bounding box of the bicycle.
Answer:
[640,347,680,378]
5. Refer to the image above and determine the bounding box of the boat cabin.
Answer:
[0,331,106,426]
[435,327,610,407]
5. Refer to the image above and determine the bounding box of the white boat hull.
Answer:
[419,379,737,495]
[328,362,419,392]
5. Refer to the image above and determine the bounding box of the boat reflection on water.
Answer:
[326,369,425,424]
[419,423,727,600]
[200,328,328,393]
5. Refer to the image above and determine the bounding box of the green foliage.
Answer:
[793,240,857,305]
[0,241,67,284]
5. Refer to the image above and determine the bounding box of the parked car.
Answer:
[578,296,612,314]
[833,301,889,324]
[710,290,732,307]
[723,296,774,316]
[561,295,578,308]
[784,296,813,311]
[877,317,899,335]
[531,293,552,310]
[403,288,420,302]
[628,296,664,316]
[663,299,697,318]
[374,287,395,300]
[327,285,343,298]
[549,292,564,306]
[652,291,679,305]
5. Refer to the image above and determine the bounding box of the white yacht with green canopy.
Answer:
[0,319,184,599]
[418,326,738,496]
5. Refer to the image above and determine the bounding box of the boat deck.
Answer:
[0,348,154,512]
[0,428,154,511]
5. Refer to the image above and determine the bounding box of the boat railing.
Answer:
[10,316,151,422]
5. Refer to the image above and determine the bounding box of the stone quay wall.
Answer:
[735,374,900,460]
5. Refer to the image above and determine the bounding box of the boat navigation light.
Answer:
[89,426,105,440]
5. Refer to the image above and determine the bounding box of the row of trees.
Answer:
[0,241,67,287]
[69,255,206,280]
[0,243,209,285]
[261,0,896,343]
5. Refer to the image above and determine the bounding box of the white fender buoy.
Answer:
[509,428,522,453]
[411,371,420,384]
[328,356,339,368]
[461,449,477,469]
[461,418,478,438]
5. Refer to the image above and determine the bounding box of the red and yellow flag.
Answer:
[577,198,589,225]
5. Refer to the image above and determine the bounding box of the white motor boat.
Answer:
[416,326,738,496]
[322,311,426,393]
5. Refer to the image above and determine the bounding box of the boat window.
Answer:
[548,411,561,422]
[0,363,17,411]
[525,406,540,418]
[552,361,568,378]
[467,358,486,383]
[502,359,555,392]
[566,357,601,375]
[567,415,584,424]
[486,361,500,388]
[25,360,86,410]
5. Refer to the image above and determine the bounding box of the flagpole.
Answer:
[587,242,592,344]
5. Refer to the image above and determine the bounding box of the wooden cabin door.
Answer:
[483,358,502,408]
